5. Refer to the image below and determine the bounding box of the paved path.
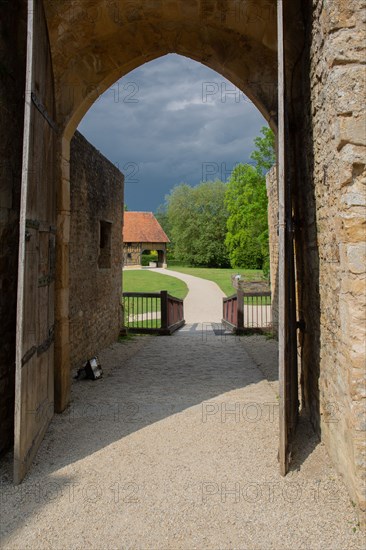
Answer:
[0,330,362,549]
[151,267,226,323]
[152,268,271,328]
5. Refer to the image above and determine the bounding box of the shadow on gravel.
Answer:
[1,325,273,474]
[0,324,320,541]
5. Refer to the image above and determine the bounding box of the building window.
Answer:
[98,221,112,269]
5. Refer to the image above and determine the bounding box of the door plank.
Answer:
[14,0,57,483]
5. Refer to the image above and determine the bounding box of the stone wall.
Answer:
[0,1,26,455]
[266,166,279,336]
[296,0,366,521]
[69,131,124,369]
[123,242,167,267]
[0,0,364,526]
[265,0,365,521]
[123,243,142,266]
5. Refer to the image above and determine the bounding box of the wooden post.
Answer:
[277,0,289,476]
[160,290,168,331]
[237,289,244,333]
[14,0,35,484]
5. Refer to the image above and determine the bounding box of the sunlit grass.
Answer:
[166,265,265,297]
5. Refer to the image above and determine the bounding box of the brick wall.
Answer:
[0,1,26,455]
[69,131,124,369]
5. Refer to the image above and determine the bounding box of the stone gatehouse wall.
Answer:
[69,132,124,369]
[266,166,279,336]
[0,0,364,526]
[0,1,26,456]
[298,0,366,519]
[266,0,365,520]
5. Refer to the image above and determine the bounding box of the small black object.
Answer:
[74,357,103,380]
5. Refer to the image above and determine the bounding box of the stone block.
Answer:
[331,66,366,115]
[339,213,366,242]
[328,30,366,67]
[325,1,358,31]
[337,144,366,187]
[346,243,366,274]
[349,371,366,401]
[336,113,366,150]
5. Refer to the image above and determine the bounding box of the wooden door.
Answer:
[277,0,299,475]
[14,0,57,483]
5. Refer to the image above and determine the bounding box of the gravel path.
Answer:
[149,267,226,323]
[0,328,363,549]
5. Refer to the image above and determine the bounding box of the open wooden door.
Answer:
[277,0,299,475]
[14,0,57,483]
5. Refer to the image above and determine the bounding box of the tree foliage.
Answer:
[164,180,230,267]
[155,204,171,240]
[250,126,276,174]
[225,164,268,269]
[225,126,275,272]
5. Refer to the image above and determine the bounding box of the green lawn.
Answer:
[123,269,188,299]
[122,270,189,325]
[167,265,265,297]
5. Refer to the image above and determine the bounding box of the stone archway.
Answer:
[43,0,304,415]
[10,0,315,482]
[2,0,364,524]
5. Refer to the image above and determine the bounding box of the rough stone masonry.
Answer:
[0,0,364,527]
[268,0,366,525]
[299,0,366,521]
[69,131,124,369]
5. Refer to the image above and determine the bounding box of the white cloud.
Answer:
[165,97,215,111]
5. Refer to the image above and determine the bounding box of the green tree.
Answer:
[165,180,229,267]
[225,164,268,268]
[225,126,275,273]
[155,204,174,256]
[250,126,276,175]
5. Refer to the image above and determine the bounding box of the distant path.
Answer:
[151,267,225,323]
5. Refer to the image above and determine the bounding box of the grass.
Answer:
[167,265,265,297]
[122,270,189,326]
[131,319,162,329]
[122,267,270,329]
[123,269,188,299]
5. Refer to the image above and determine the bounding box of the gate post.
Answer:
[161,290,168,331]
[237,289,244,333]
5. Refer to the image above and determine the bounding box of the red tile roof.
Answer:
[123,212,170,243]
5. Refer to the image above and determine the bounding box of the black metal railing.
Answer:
[122,290,185,334]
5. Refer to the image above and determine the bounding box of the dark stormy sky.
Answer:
[78,53,266,212]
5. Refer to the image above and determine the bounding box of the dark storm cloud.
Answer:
[78,54,267,211]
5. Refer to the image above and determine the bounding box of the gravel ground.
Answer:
[0,327,364,550]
